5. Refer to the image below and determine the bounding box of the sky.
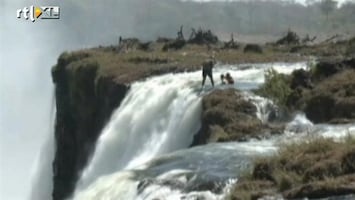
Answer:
[0,1,58,199]
[0,1,122,199]
[187,0,353,6]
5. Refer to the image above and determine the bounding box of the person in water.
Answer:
[225,73,234,84]
[220,74,226,84]
[201,58,215,87]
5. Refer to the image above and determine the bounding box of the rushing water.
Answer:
[70,62,326,200]
[29,91,56,200]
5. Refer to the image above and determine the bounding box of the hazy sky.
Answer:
[187,0,352,6]
[1,1,56,199]
[1,1,131,199]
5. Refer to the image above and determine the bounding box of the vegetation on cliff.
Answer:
[255,68,292,109]
[228,136,355,200]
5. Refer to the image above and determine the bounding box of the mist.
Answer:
[1,0,354,199]
[0,1,160,199]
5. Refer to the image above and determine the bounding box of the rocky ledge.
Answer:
[229,137,355,200]
[299,58,355,123]
[51,53,129,200]
[192,89,282,145]
[258,57,355,124]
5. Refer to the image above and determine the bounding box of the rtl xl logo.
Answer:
[17,6,60,22]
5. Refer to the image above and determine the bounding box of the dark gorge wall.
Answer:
[51,52,129,200]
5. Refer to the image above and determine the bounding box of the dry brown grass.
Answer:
[229,137,355,200]
[56,43,307,84]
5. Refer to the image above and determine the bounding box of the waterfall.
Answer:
[72,62,309,199]
[29,89,56,200]
[77,72,204,190]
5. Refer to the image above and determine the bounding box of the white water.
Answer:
[29,91,56,200]
[73,116,355,200]
[74,141,277,200]
[77,72,204,190]
[72,62,311,200]
[242,92,276,123]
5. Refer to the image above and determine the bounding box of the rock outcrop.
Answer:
[51,52,129,200]
[260,57,355,124]
[230,138,355,200]
[192,89,279,145]
[291,58,355,123]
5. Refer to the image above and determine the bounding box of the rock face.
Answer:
[192,89,274,145]
[290,58,355,123]
[51,52,129,200]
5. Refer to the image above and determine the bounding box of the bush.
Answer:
[244,44,263,54]
[256,68,292,108]
[188,28,219,45]
[276,30,300,45]
[162,39,186,51]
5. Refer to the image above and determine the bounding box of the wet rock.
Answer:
[290,69,313,89]
[192,89,267,145]
[304,94,335,123]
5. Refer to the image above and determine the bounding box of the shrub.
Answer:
[162,39,186,51]
[275,171,301,192]
[243,44,263,54]
[256,68,292,108]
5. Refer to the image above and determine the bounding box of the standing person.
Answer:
[225,73,234,84]
[201,58,215,87]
